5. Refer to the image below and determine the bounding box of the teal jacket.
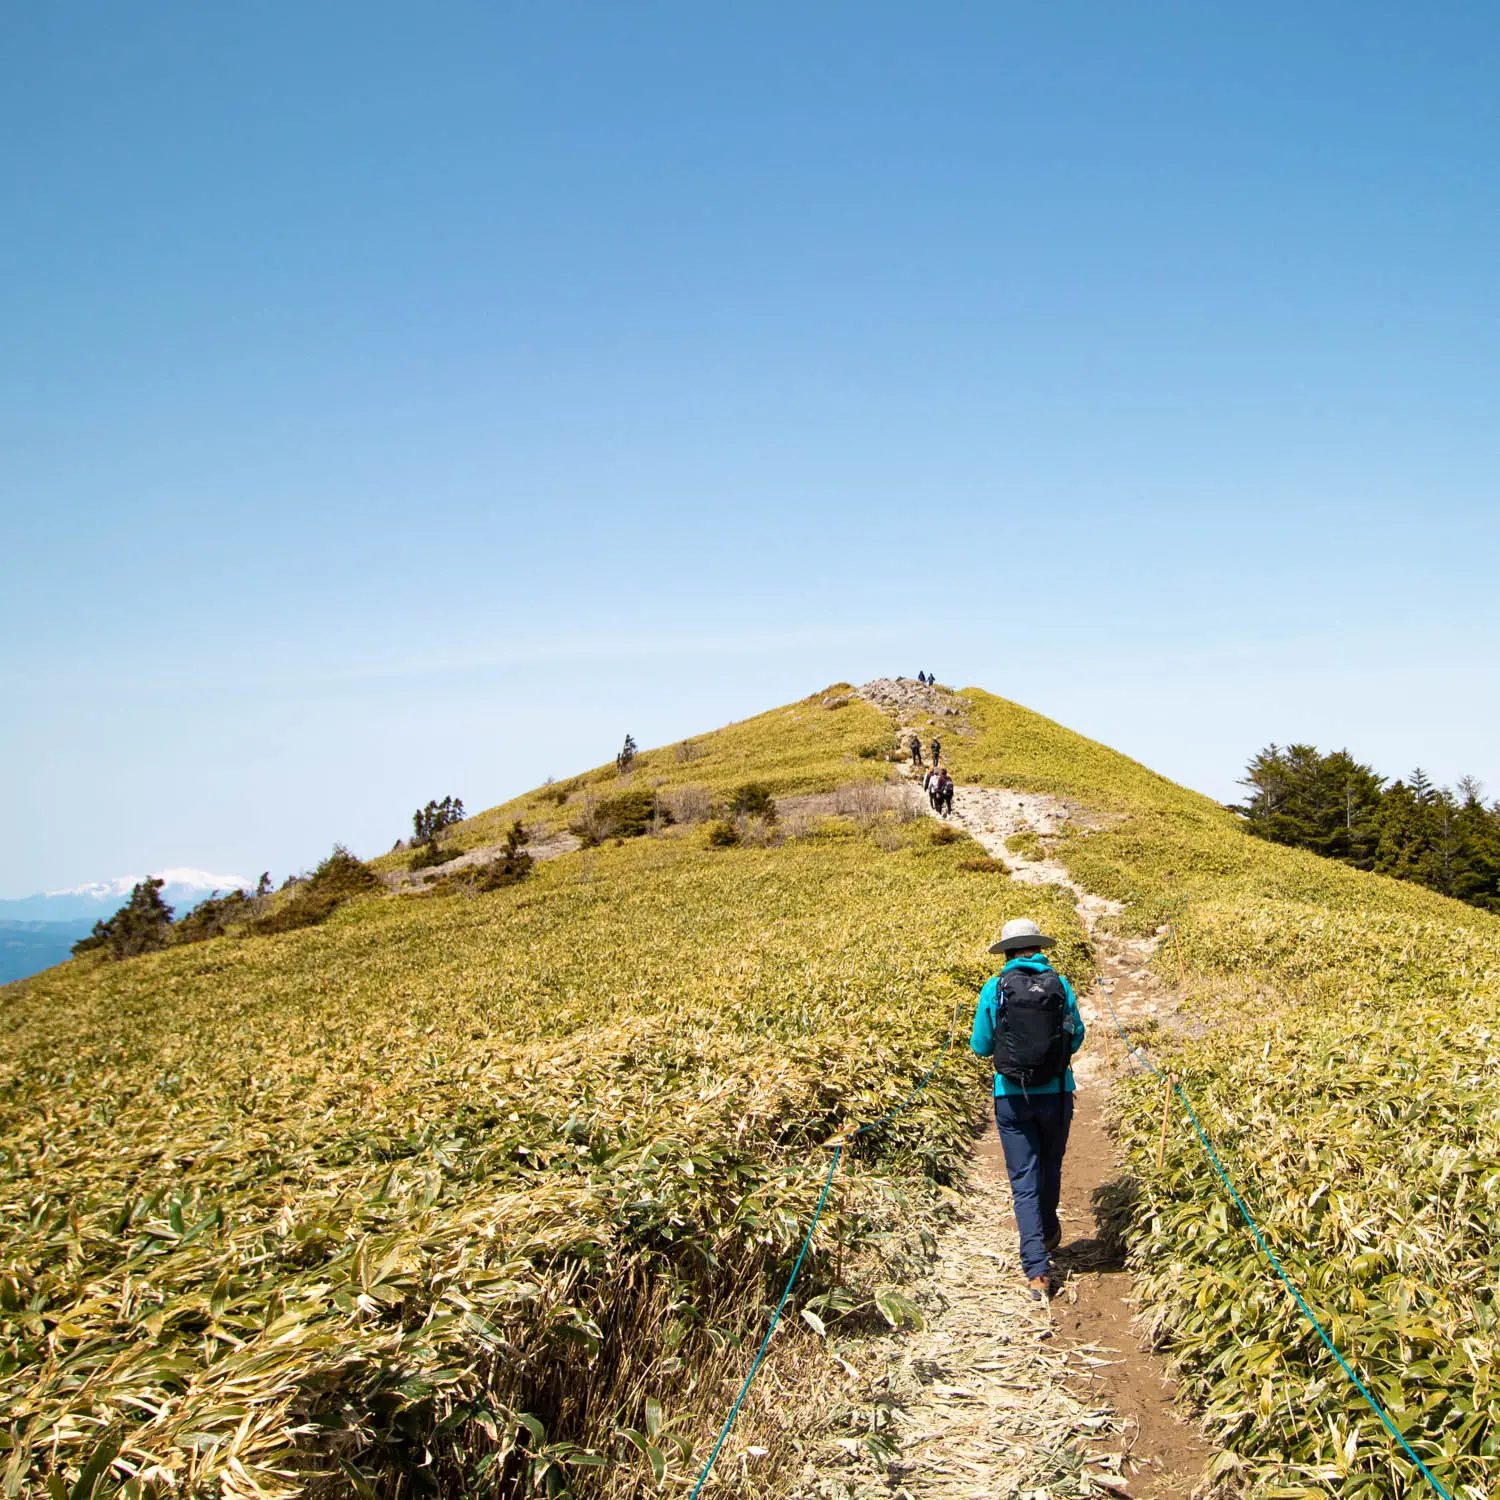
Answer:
[970,955,1085,1096]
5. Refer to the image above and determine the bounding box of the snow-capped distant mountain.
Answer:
[0,869,253,924]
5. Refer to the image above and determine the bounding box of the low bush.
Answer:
[660,785,712,824]
[734,814,781,848]
[249,887,344,936]
[834,782,916,826]
[172,889,262,943]
[957,855,1008,875]
[409,841,459,871]
[729,781,778,822]
[465,851,533,892]
[704,819,739,848]
[249,846,380,936]
[929,823,965,846]
[570,790,670,846]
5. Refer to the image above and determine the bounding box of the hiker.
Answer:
[970,918,1086,1301]
[909,733,924,767]
[923,765,940,809]
[936,767,954,817]
[930,734,942,764]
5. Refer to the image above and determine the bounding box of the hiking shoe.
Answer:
[1027,1275,1052,1302]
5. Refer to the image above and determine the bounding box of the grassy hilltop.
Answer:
[4,684,1499,1499]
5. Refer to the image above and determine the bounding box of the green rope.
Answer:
[687,1146,842,1499]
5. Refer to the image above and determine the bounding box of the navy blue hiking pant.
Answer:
[993,1091,1074,1278]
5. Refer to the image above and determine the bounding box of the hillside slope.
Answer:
[1,686,1090,1499]
[5,682,1497,1499]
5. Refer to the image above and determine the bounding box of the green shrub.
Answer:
[246,888,342,936]
[929,823,964,846]
[249,847,380,936]
[307,846,381,899]
[704,819,739,848]
[409,841,458,871]
[173,889,260,943]
[570,790,670,846]
[729,781,778,822]
[468,851,533,891]
[957,855,1008,875]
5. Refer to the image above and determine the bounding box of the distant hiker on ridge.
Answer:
[971,918,1086,1301]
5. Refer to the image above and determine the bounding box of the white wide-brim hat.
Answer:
[988,917,1057,955]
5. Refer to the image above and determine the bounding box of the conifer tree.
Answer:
[72,878,175,960]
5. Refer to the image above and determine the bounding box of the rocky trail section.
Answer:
[800,756,1213,1497]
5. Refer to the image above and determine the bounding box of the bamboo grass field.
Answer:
[6,683,1500,1497]
[2,689,1089,1499]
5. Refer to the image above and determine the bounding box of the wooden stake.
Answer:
[1170,921,1188,989]
[1157,1073,1176,1170]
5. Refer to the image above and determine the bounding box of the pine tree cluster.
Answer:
[412,796,465,845]
[1239,744,1500,911]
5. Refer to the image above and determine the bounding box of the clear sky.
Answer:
[3,2,1497,895]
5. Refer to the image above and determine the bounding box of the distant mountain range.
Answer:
[0,869,250,985]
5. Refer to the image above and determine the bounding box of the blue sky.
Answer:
[3,2,1497,894]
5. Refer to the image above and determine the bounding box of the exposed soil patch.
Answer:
[384,831,582,892]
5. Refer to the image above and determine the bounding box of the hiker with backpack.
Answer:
[909,733,924,768]
[935,767,954,816]
[930,734,942,764]
[970,918,1086,1300]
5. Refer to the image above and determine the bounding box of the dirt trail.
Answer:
[801,782,1212,1499]
[948,785,1211,1497]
